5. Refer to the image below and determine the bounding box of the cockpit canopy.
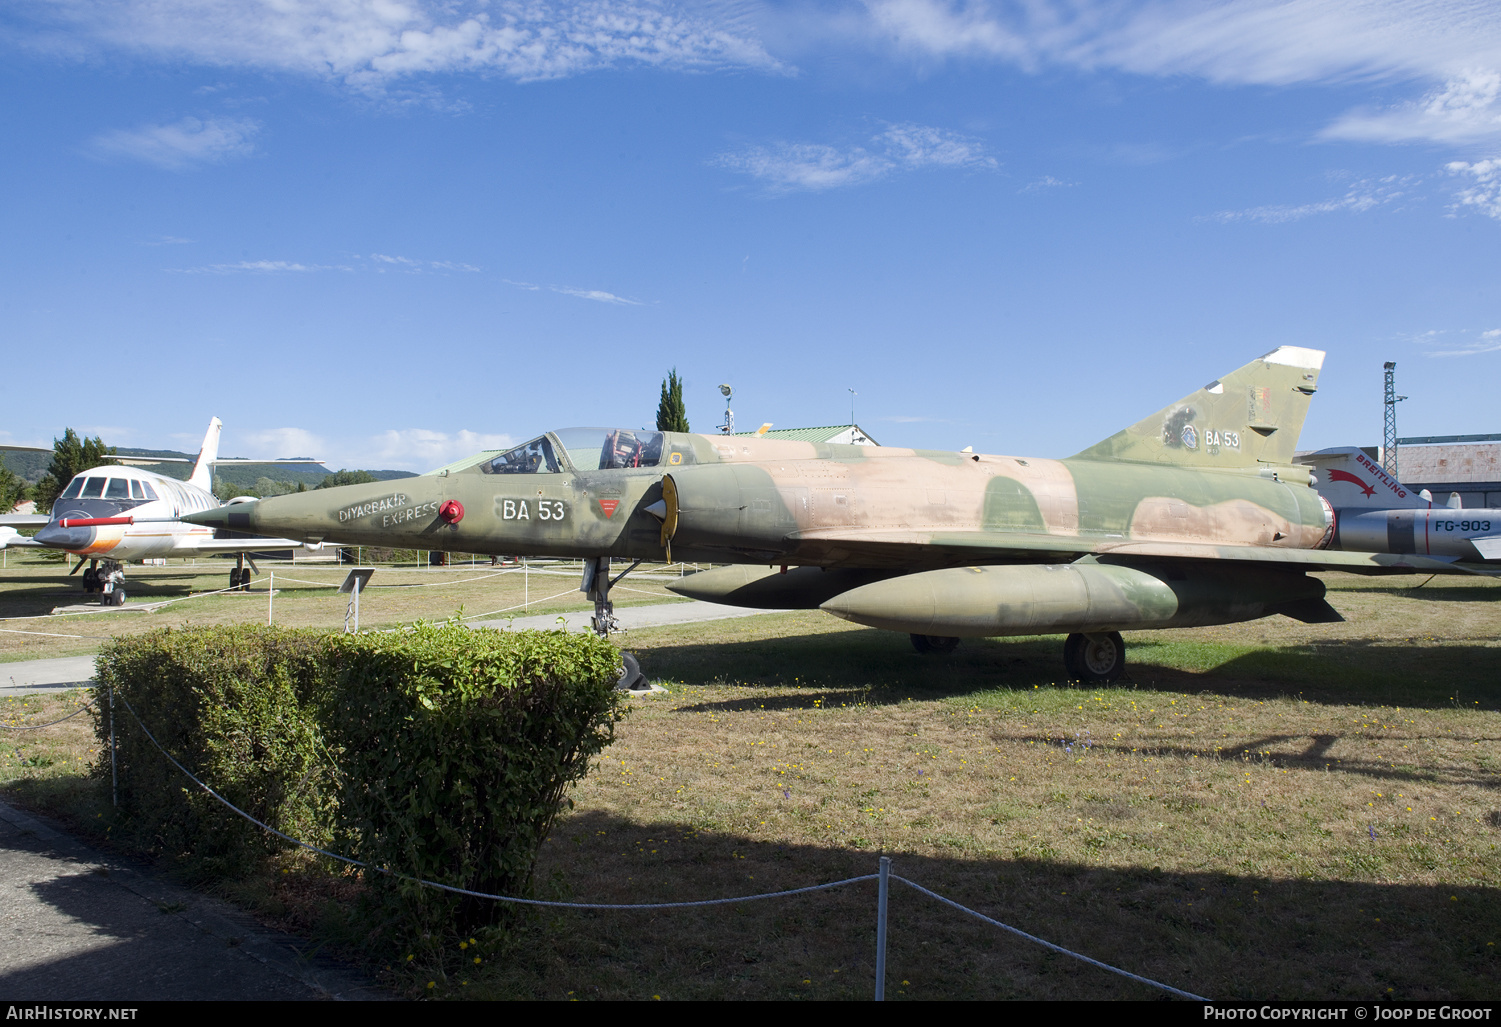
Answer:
[57,474,159,501]
[481,428,670,475]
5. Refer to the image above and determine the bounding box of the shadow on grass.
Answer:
[996,730,1501,790]
[1329,583,1501,603]
[8,776,1497,1001]
[0,572,219,618]
[477,808,1501,1001]
[639,628,1501,711]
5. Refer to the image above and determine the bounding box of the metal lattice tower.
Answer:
[1382,361,1406,478]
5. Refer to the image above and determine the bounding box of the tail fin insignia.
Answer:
[1072,346,1324,470]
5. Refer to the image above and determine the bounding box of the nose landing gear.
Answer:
[580,556,647,690]
[95,560,126,606]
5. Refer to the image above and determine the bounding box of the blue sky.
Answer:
[2,1,1498,470]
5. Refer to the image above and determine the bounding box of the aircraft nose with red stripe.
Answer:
[34,480,150,553]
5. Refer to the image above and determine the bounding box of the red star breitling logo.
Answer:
[1327,469,1376,497]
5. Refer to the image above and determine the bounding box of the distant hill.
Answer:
[1,446,414,488]
[0,451,52,484]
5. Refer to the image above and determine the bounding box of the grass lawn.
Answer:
[0,553,692,664]
[1,568,1498,1000]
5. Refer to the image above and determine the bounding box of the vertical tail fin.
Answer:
[1298,447,1419,509]
[1071,346,1324,470]
[187,417,222,493]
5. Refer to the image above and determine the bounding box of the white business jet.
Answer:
[0,419,332,604]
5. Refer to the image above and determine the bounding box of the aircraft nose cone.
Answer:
[34,524,91,549]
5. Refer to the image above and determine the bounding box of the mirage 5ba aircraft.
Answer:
[1,418,329,604]
[183,348,1487,681]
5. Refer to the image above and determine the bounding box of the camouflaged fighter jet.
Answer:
[182,347,1486,682]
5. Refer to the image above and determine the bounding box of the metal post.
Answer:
[353,576,361,633]
[524,557,528,610]
[268,569,274,625]
[109,685,118,808]
[874,855,890,1001]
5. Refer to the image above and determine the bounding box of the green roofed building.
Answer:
[733,424,879,446]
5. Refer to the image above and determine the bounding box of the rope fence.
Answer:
[0,700,96,731]
[88,688,1209,1002]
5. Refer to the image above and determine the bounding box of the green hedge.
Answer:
[94,626,331,880]
[319,623,624,935]
[95,623,625,937]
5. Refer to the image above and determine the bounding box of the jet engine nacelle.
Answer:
[821,561,1335,637]
[665,465,799,561]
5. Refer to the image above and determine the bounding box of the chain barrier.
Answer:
[0,627,113,639]
[0,700,96,731]
[459,588,581,622]
[889,874,1209,1001]
[105,692,1208,1001]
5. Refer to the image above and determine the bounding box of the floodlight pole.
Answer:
[1383,361,1406,479]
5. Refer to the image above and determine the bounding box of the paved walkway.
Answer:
[1,656,96,696]
[470,598,788,633]
[0,601,790,696]
[0,799,385,1000]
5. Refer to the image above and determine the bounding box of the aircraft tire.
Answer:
[910,634,961,655]
[113,591,126,607]
[1063,632,1125,684]
[616,652,646,691]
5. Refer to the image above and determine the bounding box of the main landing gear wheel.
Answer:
[616,652,646,691]
[1063,632,1125,683]
[910,634,961,655]
[109,590,126,607]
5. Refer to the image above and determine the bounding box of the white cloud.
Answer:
[367,428,517,470]
[1445,157,1501,219]
[216,426,518,471]
[238,427,329,462]
[1203,174,1414,223]
[712,121,996,192]
[551,285,643,304]
[88,116,259,170]
[1020,174,1076,192]
[366,253,483,273]
[857,2,1501,148]
[860,1,1501,87]
[170,260,354,274]
[171,254,482,273]
[36,0,780,90]
[1407,327,1501,356]
[1325,70,1501,144]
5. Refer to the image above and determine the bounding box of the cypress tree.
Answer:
[656,368,690,432]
